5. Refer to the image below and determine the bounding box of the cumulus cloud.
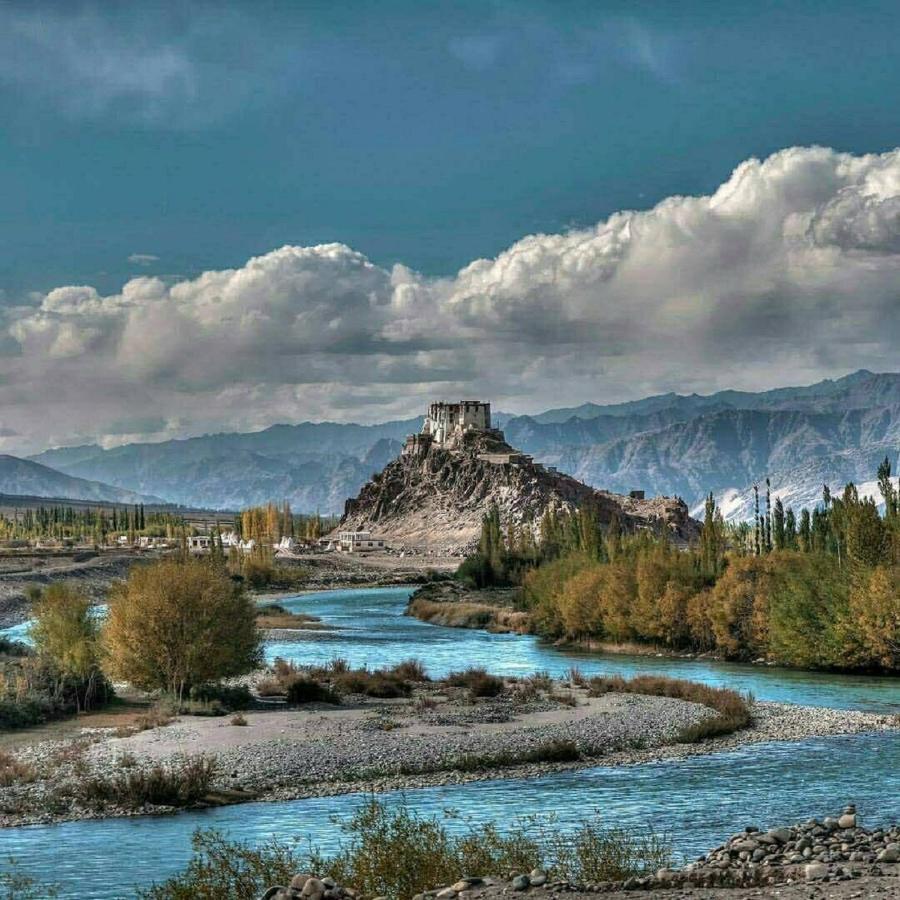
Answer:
[1,145,899,453]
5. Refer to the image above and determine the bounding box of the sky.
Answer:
[1,1,899,453]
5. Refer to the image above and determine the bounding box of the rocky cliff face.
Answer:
[340,429,697,552]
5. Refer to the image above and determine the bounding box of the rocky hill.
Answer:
[339,427,696,552]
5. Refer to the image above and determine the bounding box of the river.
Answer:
[1,586,898,899]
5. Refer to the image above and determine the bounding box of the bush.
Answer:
[0,637,30,657]
[390,659,430,682]
[189,683,252,711]
[333,669,412,699]
[447,667,505,698]
[285,678,341,705]
[230,713,248,726]
[76,755,216,809]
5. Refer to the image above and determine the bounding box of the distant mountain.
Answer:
[0,455,162,505]
[28,371,900,519]
[32,423,415,512]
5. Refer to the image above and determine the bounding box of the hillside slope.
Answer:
[340,429,696,552]
[0,456,162,505]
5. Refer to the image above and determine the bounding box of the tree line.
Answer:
[0,503,185,545]
[461,458,900,673]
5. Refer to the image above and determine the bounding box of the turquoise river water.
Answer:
[1,586,898,899]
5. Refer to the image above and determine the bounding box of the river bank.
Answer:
[1,669,895,829]
[404,581,900,672]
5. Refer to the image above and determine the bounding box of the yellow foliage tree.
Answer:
[31,583,105,711]
[103,558,262,700]
[849,565,900,669]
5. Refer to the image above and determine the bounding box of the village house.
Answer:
[337,530,385,553]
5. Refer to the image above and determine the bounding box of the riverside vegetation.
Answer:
[451,459,900,673]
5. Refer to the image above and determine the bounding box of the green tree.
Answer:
[30,583,107,712]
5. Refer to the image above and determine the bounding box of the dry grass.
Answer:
[586,674,752,742]
[0,749,36,786]
[75,754,216,809]
[255,604,324,630]
[230,713,248,726]
[390,658,430,682]
[552,690,579,707]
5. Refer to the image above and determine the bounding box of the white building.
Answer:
[337,530,385,553]
[188,535,212,552]
[423,401,491,444]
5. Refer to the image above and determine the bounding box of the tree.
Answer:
[848,566,900,669]
[799,508,812,553]
[772,497,785,550]
[103,558,262,701]
[30,583,107,712]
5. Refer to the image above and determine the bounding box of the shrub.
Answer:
[450,739,582,771]
[76,755,216,809]
[230,713,248,726]
[133,701,177,732]
[189,683,252,711]
[390,658,430,682]
[447,667,505,698]
[140,798,670,900]
[254,677,285,697]
[285,678,340,706]
[553,690,578,707]
[333,669,412,699]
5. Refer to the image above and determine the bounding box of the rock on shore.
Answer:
[416,808,900,898]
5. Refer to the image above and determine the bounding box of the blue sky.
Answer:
[1,1,899,450]
[3,1,899,296]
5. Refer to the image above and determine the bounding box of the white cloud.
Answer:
[1,145,899,452]
[128,254,160,266]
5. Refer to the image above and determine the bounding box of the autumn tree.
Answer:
[103,558,262,700]
[30,583,108,711]
[848,566,900,669]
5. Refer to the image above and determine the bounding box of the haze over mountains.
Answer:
[23,370,900,521]
[0,455,161,505]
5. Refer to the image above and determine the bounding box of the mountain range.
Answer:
[21,369,900,521]
[0,455,162,505]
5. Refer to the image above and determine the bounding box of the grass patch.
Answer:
[255,604,323,630]
[75,755,216,810]
[586,674,752,742]
[138,797,671,900]
[450,739,581,772]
